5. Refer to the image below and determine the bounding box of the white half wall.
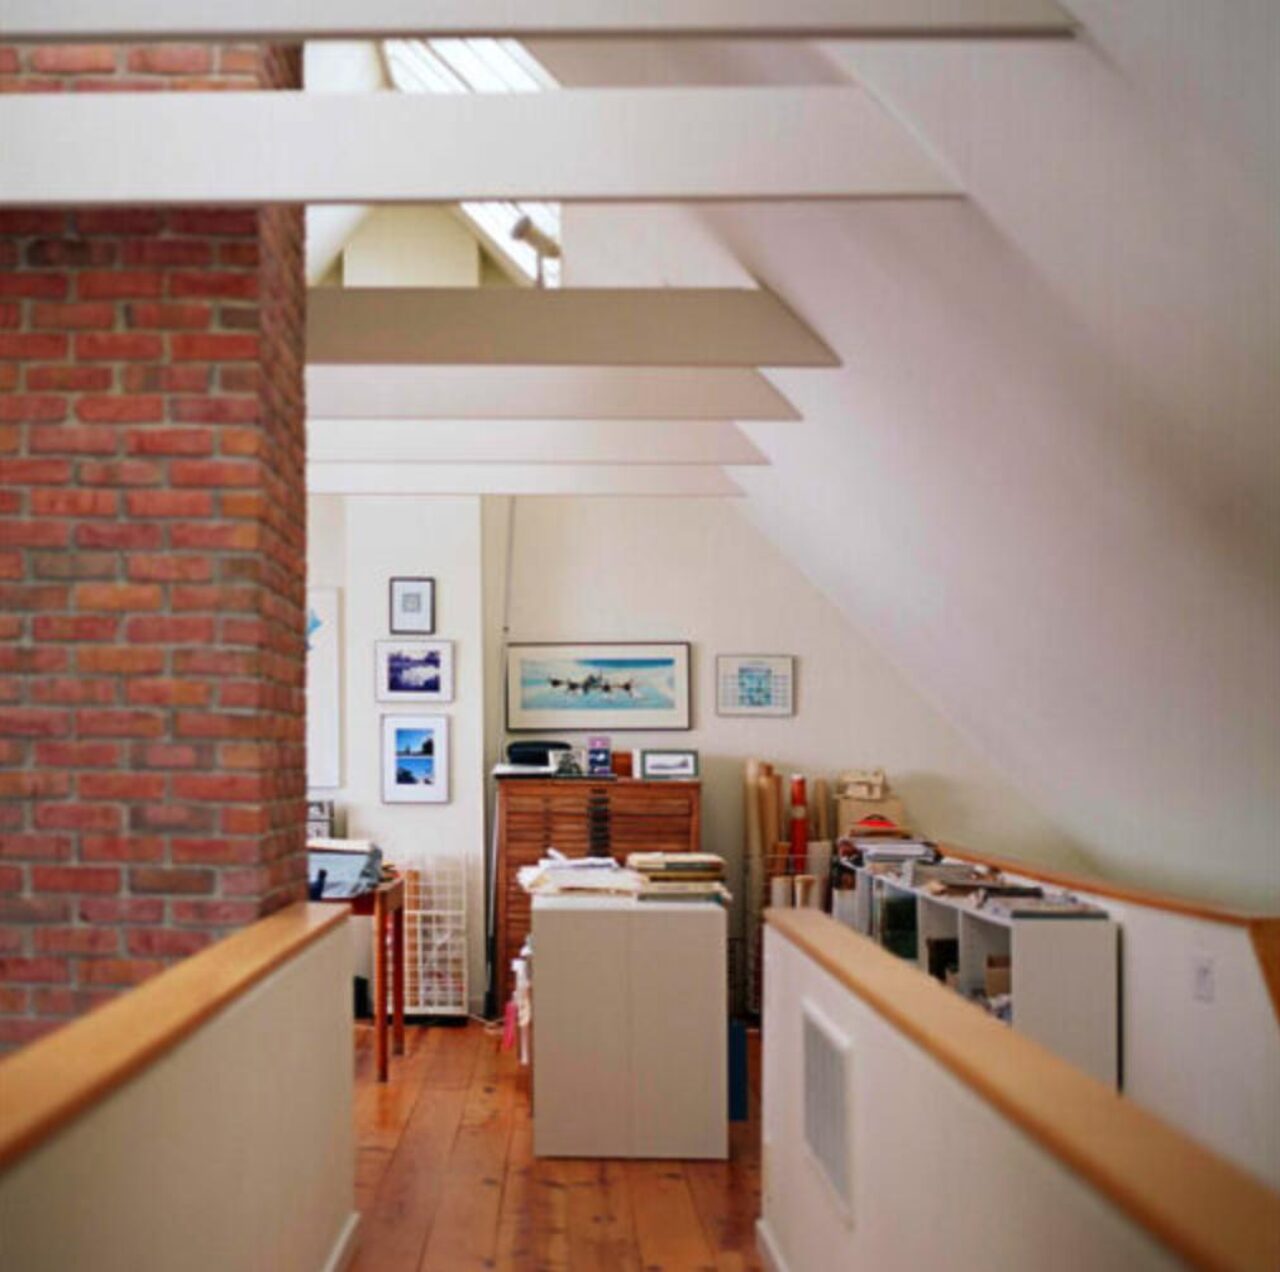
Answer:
[308,494,487,1011]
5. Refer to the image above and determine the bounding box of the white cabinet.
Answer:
[532,895,728,1159]
[850,869,1119,1085]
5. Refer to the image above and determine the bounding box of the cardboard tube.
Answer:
[813,778,831,841]
[793,875,819,908]
[769,876,793,909]
[758,775,780,873]
[806,840,832,910]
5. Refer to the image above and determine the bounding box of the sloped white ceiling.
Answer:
[534,0,1280,906]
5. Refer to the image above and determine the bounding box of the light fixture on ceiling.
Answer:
[511,214,562,288]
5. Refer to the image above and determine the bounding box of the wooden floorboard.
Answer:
[352,1022,762,1271]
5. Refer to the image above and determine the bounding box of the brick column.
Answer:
[0,45,307,1047]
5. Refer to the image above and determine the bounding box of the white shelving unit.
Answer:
[848,866,1119,1086]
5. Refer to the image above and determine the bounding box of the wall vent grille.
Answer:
[803,1005,853,1220]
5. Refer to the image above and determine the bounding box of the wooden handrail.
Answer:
[768,909,1280,1272]
[0,901,347,1175]
[936,841,1277,926]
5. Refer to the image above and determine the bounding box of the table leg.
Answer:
[392,904,406,1056]
[374,891,388,1083]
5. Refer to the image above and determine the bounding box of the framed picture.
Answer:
[389,577,435,634]
[375,640,454,703]
[640,749,699,780]
[381,715,450,804]
[716,654,795,717]
[506,642,691,732]
[305,588,341,788]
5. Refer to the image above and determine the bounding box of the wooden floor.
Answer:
[350,1021,763,1272]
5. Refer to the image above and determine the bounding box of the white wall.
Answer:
[308,495,487,1010]
[0,923,356,1272]
[484,496,1087,988]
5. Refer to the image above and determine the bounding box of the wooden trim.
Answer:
[1249,919,1280,1029]
[936,841,1277,927]
[0,902,347,1175]
[767,910,1280,1272]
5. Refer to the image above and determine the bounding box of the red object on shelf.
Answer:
[789,774,809,872]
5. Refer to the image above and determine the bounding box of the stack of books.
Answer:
[626,853,732,904]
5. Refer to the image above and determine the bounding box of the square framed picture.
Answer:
[375,640,454,703]
[381,715,450,804]
[639,749,699,780]
[389,577,436,634]
[506,642,691,732]
[716,654,795,717]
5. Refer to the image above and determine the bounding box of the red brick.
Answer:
[0,707,70,738]
[0,210,67,235]
[127,46,212,75]
[80,958,165,987]
[74,583,164,612]
[125,427,214,456]
[0,771,70,801]
[172,773,267,803]
[26,365,112,391]
[170,271,259,300]
[0,582,67,611]
[30,488,118,517]
[0,522,70,549]
[75,210,165,236]
[126,301,212,330]
[171,333,258,361]
[171,899,260,926]
[171,837,259,865]
[218,366,260,393]
[34,740,121,767]
[122,363,210,393]
[28,423,118,454]
[35,804,123,833]
[34,927,120,956]
[0,301,19,328]
[172,397,261,425]
[0,457,70,484]
[78,459,164,487]
[30,46,117,74]
[169,210,258,237]
[0,833,71,860]
[80,897,163,924]
[30,678,118,706]
[75,332,164,361]
[0,896,71,924]
[127,554,212,583]
[32,987,116,1018]
[123,616,215,644]
[76,648,165,675]
[126,679,212,708]
[73,396,164,426]
[0,551,22,579]
[219,242,261,267]
[0,957,69,983]
[170,460,261,489]
[0,395,68,423]
[129,803,215,833]
[76,709,165,738]
[31,865,121,894]
[169,523,260,551]
[126,927,214,958]
[74,522,162,550]
[78,270,166,301]
[0,987,27,1015]
[0,274,69,300]
[0,333,69,360]
[78,773,167,801]
[31,301,116,330]
[0,1018,63,1045]
[129,866,214,896]
[124,489,214,518]
[82,834,166,863]
[121,239,212,268]
[131,742,208,769]
[25,240,116,268]
[33,615,119,641]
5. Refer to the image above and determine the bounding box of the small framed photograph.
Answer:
[716,654,795,717]
[389,577,436,634]
[639,749,699,780]
[375,640,454,703]
[381,715,450,804]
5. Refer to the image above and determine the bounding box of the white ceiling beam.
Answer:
[306,463,743,497]
[307,287,837,368]
[307,419,768,466]
[0,88,959,206]
[306,367,800,421]
[0,0,1076,41]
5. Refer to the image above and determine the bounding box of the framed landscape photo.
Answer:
[375,640,454,704]
[389,577,435,634]
[506,642,691,732]
[381,715,450,804]
[716,654,795,717]
[639,749,699,780]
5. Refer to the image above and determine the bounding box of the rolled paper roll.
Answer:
[769,875,793,909]
[758,774,781,872]
[793,874,819,908]
[813,778,832,841]
[806,839,832,910]
[789,774,809,872]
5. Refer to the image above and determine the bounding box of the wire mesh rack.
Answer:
[389,854,468,1017]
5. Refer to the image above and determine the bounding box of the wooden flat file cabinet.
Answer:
[492,778,701,1005]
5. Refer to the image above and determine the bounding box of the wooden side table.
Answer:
[326,875,405,1083]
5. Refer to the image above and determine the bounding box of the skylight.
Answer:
[384,39,561,287]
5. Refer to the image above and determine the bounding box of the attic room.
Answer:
[0,4,1277,1271]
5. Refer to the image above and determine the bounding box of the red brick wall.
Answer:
[0,45,307,1048]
